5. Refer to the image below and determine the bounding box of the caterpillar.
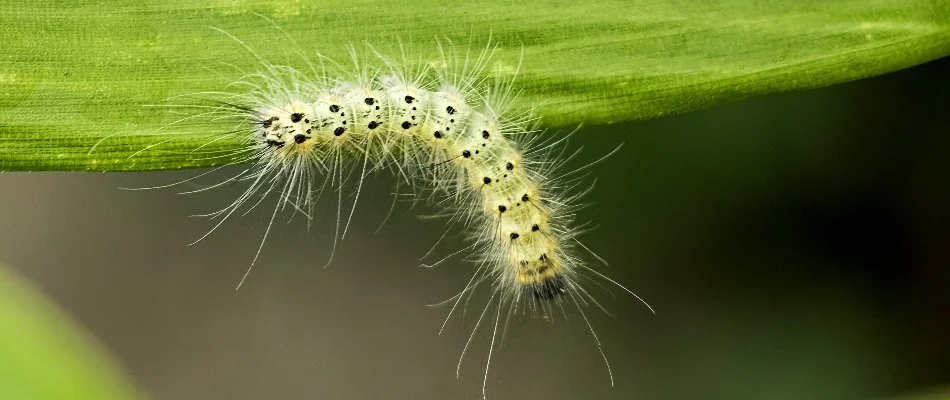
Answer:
[115,27,654,398]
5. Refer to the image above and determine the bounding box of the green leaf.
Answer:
[0,264,144,400]
[1,0,948,171]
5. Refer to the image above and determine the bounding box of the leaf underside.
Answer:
[1,0,948,171]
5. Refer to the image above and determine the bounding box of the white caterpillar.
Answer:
[127,30,654,398]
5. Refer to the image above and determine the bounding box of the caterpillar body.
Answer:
[126,31,653,398]
[257,62,568,300]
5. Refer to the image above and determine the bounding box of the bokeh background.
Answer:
[0,56,947,400]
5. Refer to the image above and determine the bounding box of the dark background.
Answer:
[0,56,947,400]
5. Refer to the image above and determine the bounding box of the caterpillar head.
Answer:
[514,246,567,301]
[530,273,566,300]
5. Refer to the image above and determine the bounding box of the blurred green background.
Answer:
[0,56,947,399]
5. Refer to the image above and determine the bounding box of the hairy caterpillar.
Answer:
[111,26,654,398]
